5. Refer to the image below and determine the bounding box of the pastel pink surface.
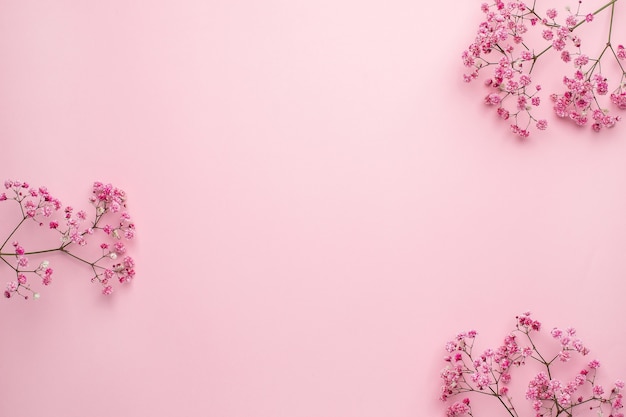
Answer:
[1,1,626,416]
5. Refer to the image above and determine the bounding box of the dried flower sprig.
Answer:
[439,312,624,417]
[463,0,626,136]
[0,180,136,299]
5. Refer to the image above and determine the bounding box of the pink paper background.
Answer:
[2,0,626,416]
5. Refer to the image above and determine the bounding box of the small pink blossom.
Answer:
[558,392,571,406]
[485,93,501,105]
[114,242,126,255]
[13,242,25,255]
[566,15,577,28]
[574,55,589,67]
[517,96,527,110]
[446,401,470,417]
[17,256,28,268]
[497,107,510,120]
[553,38,566,51]
[612,92,626,110]
[589,360,601,369]
[123,256,135,269]
[519,75,531,86]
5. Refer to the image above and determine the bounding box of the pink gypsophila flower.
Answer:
[566,15,578,28]
[123,256,135,269]
[574,55,589,67]
[446,401,470,417]
[17,256,28,268]
[485,93,502,105]
[611,92,626,110]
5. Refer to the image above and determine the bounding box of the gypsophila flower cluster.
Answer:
[440,312,624,417]
[0,180,136,299]
[463,0,626,136]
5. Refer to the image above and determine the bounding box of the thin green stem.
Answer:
[610,47,626,74]
[0,217,26,252]
[1,247,62,257]
[1,255,15,271]
[59,248,107,271]
[487,386,518,417]
[522,330,553,378]
[60,249,92,266]
[608,1,616,44]
[574,0,618,31]
[530,45,552,73]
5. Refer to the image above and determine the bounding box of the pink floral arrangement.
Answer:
[463,0,626,136]
[0,180,136,299]
[440,312,624,417]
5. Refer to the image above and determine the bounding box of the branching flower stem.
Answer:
[463,0,626,135]
[0,180,136,299]
[439,312,625,417]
